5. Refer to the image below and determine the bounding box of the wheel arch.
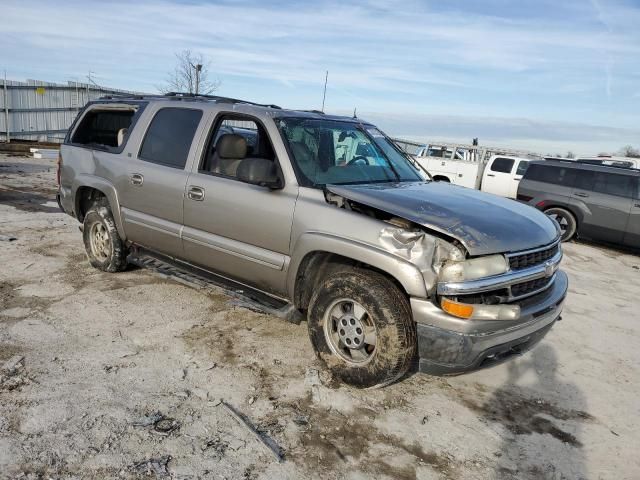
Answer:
[288,233,428,311]
[73,175,127,240]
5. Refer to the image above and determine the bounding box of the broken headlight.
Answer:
[438,254,509,283]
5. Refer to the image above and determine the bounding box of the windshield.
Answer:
[277,118,424,186]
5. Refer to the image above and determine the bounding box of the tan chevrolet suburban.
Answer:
[57,93,567,388]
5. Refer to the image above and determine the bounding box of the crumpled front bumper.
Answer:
[411,270,568,375]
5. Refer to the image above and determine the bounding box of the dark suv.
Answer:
[518,160,640,246]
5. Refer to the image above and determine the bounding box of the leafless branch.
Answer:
[160,50,221,95]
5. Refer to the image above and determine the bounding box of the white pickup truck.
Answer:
[413,143,540,199]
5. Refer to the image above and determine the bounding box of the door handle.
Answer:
[487,174,495,177]
[574,192,589,198]
[130,173,144,186]
[188,186,205,201]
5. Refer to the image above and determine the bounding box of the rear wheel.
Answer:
[545,207,577,241]
[82,198,128,272]
[307,267,416,388]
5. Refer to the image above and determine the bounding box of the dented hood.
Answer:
[328,182,559,256]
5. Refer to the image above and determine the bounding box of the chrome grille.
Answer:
[509,243,560,270]
[510,276,553,299]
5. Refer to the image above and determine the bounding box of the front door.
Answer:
[116,105,205,257]
[482,157,515,198]
[181,114,297,296]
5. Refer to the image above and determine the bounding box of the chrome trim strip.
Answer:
[437,250,562,296]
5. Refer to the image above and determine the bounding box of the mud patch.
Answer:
[279,397,457,479]
[0,344,23,362]
[461,389,594,447]
[0,187,59,213]
[0,280,56,313]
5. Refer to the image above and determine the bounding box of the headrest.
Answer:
[216,134,247,159]
[236,157,277,184]
[117,128,128,147]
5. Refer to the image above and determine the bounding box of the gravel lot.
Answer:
[1,154,639,480]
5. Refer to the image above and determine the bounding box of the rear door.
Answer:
[569,170,634,244]
[623,177,640,247]
[117,105,206,257]
[481,157,515,197]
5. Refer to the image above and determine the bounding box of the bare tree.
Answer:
[161,50,220,95]
[618,145,640,158]
[565,151,575,159]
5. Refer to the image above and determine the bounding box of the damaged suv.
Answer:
[58,94,567,388]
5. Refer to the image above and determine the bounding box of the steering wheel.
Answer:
[347,155,370,166]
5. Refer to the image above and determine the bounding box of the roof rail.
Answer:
[544,158,639,171]
[164,92,282,109]
[99,91,281,109]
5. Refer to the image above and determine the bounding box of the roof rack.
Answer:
[99,91,281,109]
[544,158,639,171]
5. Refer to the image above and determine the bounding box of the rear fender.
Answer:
[73,174,127,240]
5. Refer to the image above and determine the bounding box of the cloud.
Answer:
[1,0,638,153]
[353,110,640,155]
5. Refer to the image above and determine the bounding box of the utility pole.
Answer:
[87,71,91,103]
[190,63,203,95]
[321,70,328,112]
[3,70,9,143]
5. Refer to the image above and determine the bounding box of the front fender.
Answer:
[287,231,429,300]
[73,174,127,240]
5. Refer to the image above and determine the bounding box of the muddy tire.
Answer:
[82,198,128,272]
[545,207,577,241]
[307,267,416,388]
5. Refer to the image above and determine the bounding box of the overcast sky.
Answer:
[2,0,639,154]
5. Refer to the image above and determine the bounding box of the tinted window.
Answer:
[491,158,514,173]
[524,164,575,186]
[515,161,529,176]
[574,170,634,197]
[593,172,633,197]
[139,108,202,168]
[573,170,594,190]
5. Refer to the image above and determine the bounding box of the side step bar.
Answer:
[127,247,304,324]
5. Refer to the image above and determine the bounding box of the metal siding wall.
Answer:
[1,79,140,143]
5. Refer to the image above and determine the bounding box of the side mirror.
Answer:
[236,157,283,189]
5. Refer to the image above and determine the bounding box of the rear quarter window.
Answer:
[71,108,137,149]
[139,108,203,169]
[575,170,635,198]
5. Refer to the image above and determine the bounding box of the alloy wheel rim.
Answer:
[548,213,569,234]
[89,222,111,262]
[323,298,377,365]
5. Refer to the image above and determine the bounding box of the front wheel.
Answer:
[307,267,416,388]
[545,207,577,241]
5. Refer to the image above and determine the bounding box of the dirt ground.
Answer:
[1,154,639,480]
